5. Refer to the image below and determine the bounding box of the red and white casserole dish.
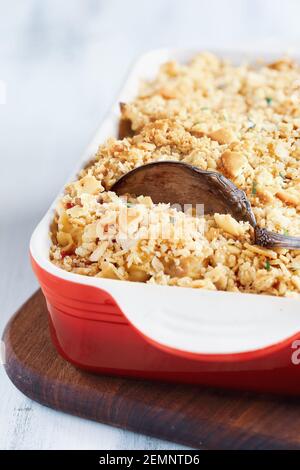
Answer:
[30,48,300,395]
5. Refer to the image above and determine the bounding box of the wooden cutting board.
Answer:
[3,289,300,450]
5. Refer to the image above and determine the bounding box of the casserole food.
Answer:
[50,51,300,296]
[30,49,300,394]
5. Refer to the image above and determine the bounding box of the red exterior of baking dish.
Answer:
[32,256,300,395]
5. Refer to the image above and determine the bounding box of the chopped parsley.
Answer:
[283,228,289,236]
[279,172,286,180]
[251,181,257,195]
[265,260,271,271]
[266,97,273,105]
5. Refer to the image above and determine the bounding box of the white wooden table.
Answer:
[1,0,300,450]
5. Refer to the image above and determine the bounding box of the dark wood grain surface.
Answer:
[3,290,300,450]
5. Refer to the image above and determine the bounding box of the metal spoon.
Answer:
[111,161,300,250]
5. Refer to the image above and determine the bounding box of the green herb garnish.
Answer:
[251,181,257,195]
[279,172,286,180]
[283,229,289,236]
[265,260,271,271]
[266,97,273,105]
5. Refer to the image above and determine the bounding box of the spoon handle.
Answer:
[255,226,300,250]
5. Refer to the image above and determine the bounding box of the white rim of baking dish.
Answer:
[30,47,300,356]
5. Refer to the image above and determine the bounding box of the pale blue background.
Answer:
[0,0,299,450]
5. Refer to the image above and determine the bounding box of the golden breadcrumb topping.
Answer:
[50,53,300,297]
